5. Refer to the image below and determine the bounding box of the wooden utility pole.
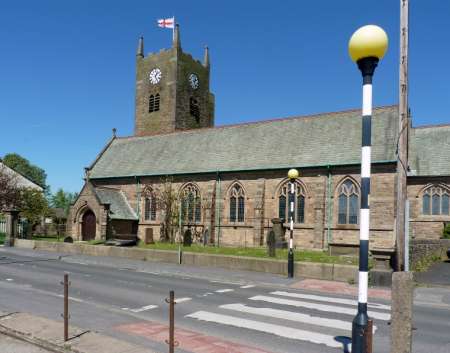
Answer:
[395,0,409,271]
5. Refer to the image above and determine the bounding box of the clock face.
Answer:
[149,68,162,85]
[189,73,199,89]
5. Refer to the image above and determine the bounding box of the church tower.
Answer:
[134,25,215,136]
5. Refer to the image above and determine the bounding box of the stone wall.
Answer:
[88,163,397,251]
[410,239,450,269]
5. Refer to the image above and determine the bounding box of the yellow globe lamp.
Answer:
[287,168,299,180]
[348,25,388,62]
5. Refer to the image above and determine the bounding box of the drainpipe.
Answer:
[216,171,222,247]
[135,176,141,219]
[326,165,333,248]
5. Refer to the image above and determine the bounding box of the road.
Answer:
[0,247,449,353]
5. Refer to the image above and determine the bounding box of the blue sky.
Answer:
[0,1,449,193]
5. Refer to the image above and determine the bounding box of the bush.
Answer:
[443,224,450,239]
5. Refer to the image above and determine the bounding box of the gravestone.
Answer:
[271,218,287,249]
[267,230,276,257]
[144,227,154,244]
[203,228,209,246]
[183,229,192,246]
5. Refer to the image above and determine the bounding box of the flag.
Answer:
[157,17,175,29]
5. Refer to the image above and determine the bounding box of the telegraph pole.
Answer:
[395,0,409,271]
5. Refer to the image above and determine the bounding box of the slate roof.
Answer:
[409,124,450,176]
[94,187,138,220]
[89,106,399,179]
[0,162,44,191]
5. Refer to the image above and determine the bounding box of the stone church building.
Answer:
[68,26,450,258]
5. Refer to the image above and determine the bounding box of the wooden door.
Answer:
[82,210,96,241]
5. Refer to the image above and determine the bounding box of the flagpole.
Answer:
[173,16,175,41]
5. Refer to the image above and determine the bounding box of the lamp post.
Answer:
[287,168,299,278]
[348,25,388,353]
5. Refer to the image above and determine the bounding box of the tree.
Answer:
[19,188,49,226]
[0,164,21,211]
[2,153,47,189]
[154,178,180,243]
[50,188,78,216]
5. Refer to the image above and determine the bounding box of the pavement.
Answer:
[0,247,449,353]
[0,332,50,353]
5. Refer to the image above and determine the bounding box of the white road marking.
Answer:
[5,278,13,282]
[186,311,343,348]
[215,289,234,293]
[56,294,84,303]
[202,292,214,297]
[129,304,158,313]
[220,303,356,331]
[210,280,243,286]
[271,291,391,310]
[240,285,255,289]
[175,297,192,303]
[250,295,390,321]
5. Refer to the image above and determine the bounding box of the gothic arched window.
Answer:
[181,184,201,223]
[278,181,306,223]
[229,184,245,222]
[190,97,200,122]
[337,179,360,225]
[423,185,450,215]
[144,188,157,221]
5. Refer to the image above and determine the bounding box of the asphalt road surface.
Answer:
[0,247,449,353]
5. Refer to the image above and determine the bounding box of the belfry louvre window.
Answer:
[422,185,450,215]
[190,97,200,122]
[229,184,245,222]
[278,181,306,223]
[337,179,359,224]
[149,94,160,113]
[181,184,201,223]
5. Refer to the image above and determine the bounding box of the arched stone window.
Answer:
[144,188,157,221]
[229,184,245,222]
[422,185,450,215]
[337,179,360,225]
[278,181,306,223]
[181,184,201,223]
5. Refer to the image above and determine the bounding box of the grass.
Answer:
[138,242,358,265]
[32,235,62,242]
[0,233,4,245]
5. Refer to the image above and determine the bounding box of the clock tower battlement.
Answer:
[134,25,215,136]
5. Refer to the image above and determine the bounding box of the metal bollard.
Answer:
[61,273,70,342]
[365,319,373,353]
[165,290,179,353]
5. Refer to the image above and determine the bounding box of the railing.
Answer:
[0,219,25,237]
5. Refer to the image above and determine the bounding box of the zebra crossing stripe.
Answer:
[220,303,370,332]
[186,311,343,348]
[128,304,158,313]
[250,295,390,321]
[175,297,192,303]
[271,291,391,311]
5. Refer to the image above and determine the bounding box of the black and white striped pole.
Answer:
[287,168,299,278]
[348,25,388,353]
